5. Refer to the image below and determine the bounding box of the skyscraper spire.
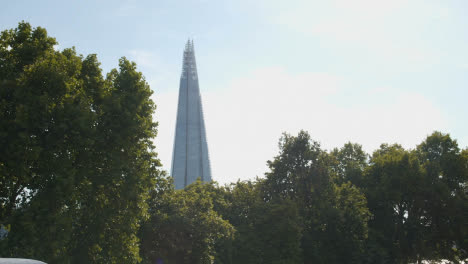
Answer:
[171,40,212,189]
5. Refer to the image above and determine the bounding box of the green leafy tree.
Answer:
[0,21,58,224]
[363,144,426,263]
[330,142,368,186]
[213,180,303,264]
[213,181,260,264]
[415,132,468,261]
[0,22,160,264]
[262,131,370,264]
[362,133,468,263]
[68,57,159,264]
[140,180,234,264]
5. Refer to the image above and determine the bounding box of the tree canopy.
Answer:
[0,22,161,264]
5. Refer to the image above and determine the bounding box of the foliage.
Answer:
[0,22,160,264]
[362,132,468,263]
[330,142,368,186]
[140,179,234,264]
[211,131,370,264]
[363,144,427,263]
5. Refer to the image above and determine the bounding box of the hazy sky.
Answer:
[2,0,467,184]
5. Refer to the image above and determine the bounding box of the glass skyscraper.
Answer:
[171,40,212,189]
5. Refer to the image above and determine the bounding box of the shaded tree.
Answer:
[362,133,468,263]
[363,144,426,263]
[140,180,234,264]
[213,180,304,264]
[416,132,468,261]
[261,131,370,264]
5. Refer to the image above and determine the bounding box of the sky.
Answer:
[1,0,467,185]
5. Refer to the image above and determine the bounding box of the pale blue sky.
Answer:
[2,0,467,184]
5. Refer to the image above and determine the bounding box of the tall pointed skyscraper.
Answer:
[171,40,212,189]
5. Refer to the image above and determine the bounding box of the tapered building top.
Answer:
[171,40,212,189]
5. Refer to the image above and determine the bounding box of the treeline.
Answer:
[1,23,467,264]
[139,131,468,264]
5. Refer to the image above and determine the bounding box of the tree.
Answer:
[262,131,333,205]
[363,144,426,263]
[262,131,370,264]
[140,180,234,264]
[212,180,304,264]
[68,57,159,264]
[330,142,368,186]
[416,132,468,261]
[361,133,468,263]
[0,21,58,224]
[0,22,160,264]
